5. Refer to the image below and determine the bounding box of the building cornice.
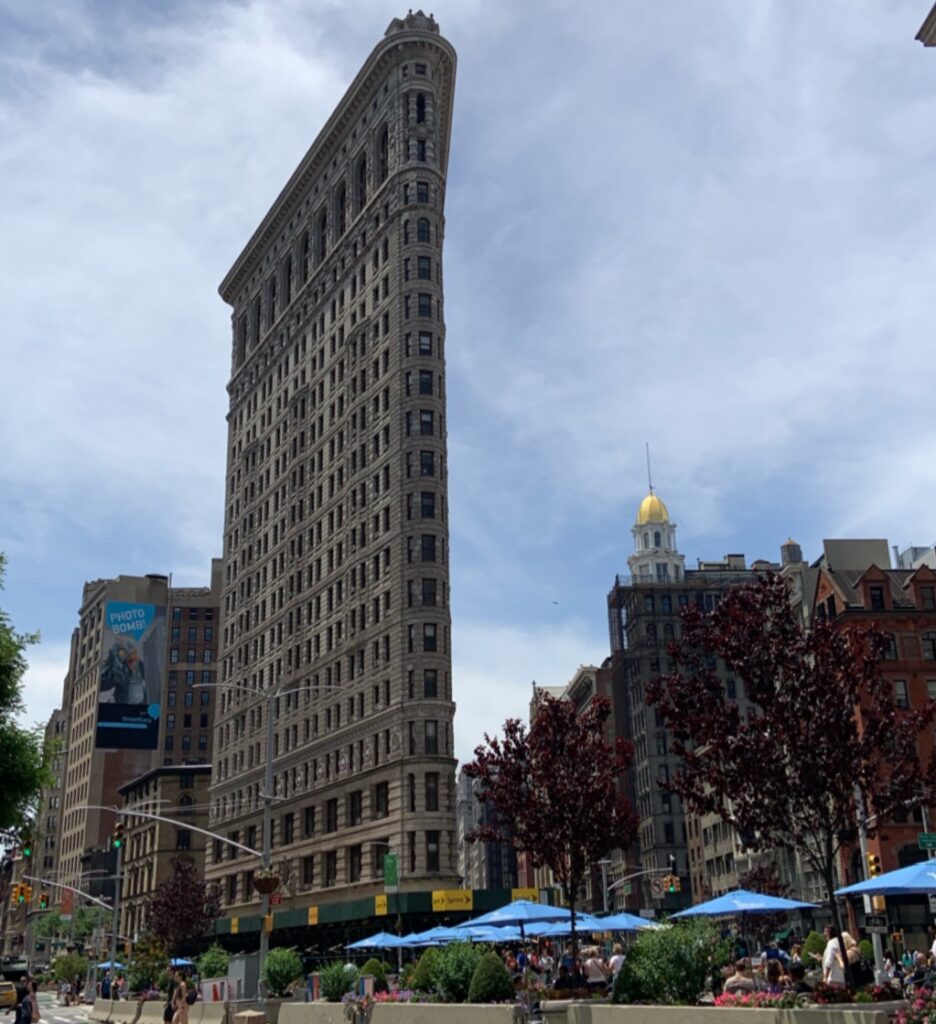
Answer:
[917,3,936,45]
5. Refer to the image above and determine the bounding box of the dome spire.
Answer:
[646,441,654,495]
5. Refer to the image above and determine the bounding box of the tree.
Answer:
[464,694,639,965]
[646,572,936,972]
[736,862,792,950]
[128,931,168,993]
[146,861,218,954]
[0,553,52,838]
[52,953,88,984]
[35,904,109,942]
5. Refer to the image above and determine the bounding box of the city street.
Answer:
[35,993,90,1024]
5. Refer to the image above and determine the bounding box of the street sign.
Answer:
[928,894,936,915]
[865,914,887,928]
[650,877,664,897]
[623,882,633,897]
[269,893,283,905]
[867,925,889,935]
[918,833,936,850]
[383,853,399,893]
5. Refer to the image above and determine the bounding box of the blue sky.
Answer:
[2,0,935,761]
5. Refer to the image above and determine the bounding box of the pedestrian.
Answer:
[821,925,846,988]
[100,972,111,1001]
[789,963,812,994]
[723,959,755,995]
[608,943,625,987]
[171,971,192,1024]
[163,969,178,1024]
[539,948,554,986]
[582,947,609,992]
[763,959,787,995]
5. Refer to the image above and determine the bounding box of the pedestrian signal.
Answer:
[866,851,882,878]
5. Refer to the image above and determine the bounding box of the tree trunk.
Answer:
[822,859,850,992]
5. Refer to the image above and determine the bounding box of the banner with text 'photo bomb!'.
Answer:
[95,601,165,749]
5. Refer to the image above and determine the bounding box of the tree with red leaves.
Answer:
[464,694,639,964]
[646,572,936,969]
[146,860,219,955]
[736,862,792,949]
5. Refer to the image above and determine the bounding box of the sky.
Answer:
[2,0,936,764]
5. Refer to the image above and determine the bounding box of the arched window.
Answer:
[379,125,389,182]
[356,154,367,212]
[417,218,430,243]
[336,182,347,237]
[923,632,936,660]
[882,633,899,660]
[654,530,662,547]
[178,794,194,816]
[416,92,426,124]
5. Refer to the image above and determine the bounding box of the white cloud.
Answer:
[17,641,71,731]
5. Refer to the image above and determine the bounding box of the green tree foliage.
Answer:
[612,918,731,1006]
[52,953,88,983]
[197,944,230,980]
[436,942,485,1003]
[262,947,303,998]
[319,961,356,1002]
[358,958,388,992]
[859,939,873,963]
[147,862,218,954]
[128,931,169,992]
[35,905,109,941]
[468,952,515,1003]
[801,930,825,968]
[411,946,442,993]
[0,554,52,837]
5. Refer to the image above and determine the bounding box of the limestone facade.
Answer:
[208,11,459,916]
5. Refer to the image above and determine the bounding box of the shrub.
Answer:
[858,939,873,963]
[468,952,515,1003]
[262,947,303,998]
[320,961,357,1002]
[612,917,731,1005]
[359,957,388,992]
[436,942,485,1003]
[197,944,230,980]
[801,930,825,969]
[53,954,88,984]
[411,946,442,993]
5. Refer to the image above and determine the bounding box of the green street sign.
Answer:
[623,883,633,896]
[919,833,936,850]
[383,853,399,891]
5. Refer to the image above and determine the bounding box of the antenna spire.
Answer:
[646,442,654,494]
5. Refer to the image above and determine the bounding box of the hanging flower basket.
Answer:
[253,871,281,894]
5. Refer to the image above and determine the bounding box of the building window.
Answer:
[282,813,294,844]
[424,669,438,698]
[416,181,429,203]
[884,634,899,660]
[346,844,362,883]
[172,607,182,621]
[415,92,426,123]
[418,369,433,394]
[894,680,910,709]
[419,410,434,435]
[869,586,885,611]
[168,692,177,707]
[304,806,316,838]
[200,691,210,706]
[426,830,440,871]
[227,874,238,903]
[417,256,431,280]
[425,772,439,811]
[418,331,432,355]
[164,736,174,751]
[171,627,180,642]
[176,829,191,851]
[923,633,936,661]
[922,587,936,610]
[643,595,654,613]
[180,773,194,789]
[421,534,436,562]
[324,850,337,887]
[661,595,672,613]
[416,138,427,162]
[420,450,435,476]
[374,782,389,819]
[302,855,314,887]
[182,735,191,751]
[326,799,338,833]
[420,492,435,518]
[170,649,179,663]
[167,714,176,730]
[417,218,431,243]
[423,623,437,652]
[188,627,197,642]
[422,579,437,607]
[186,648,196,663]
[348,790,363,827]
[425,720,439,754]
[379,125,389,182]
[418,293,432,317]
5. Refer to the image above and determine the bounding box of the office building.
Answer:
[207,10,459,934]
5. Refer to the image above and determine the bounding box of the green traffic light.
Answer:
[23,846,31,858]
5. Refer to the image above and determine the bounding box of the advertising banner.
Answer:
[95,601,164,749]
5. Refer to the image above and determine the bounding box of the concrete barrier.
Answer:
[138,1000,167,1024]
[90,999,114,1022]
[541,1004,897,1024]
[110,1002,141,1024]
[372,1006,518,1024]
[279,1004,346,1024]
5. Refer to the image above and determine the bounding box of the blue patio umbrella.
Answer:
[453,924,523,943]
[836,860,936,897]
[96,961,125,970]
[401,925,464,946]
[525,914,607,937]
[457,899,572,930]
[345,931,404,950]
[590,912,657,932]
[170,958,194,967]
[671,889,815,918]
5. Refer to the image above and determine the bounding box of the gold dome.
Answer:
[637,492,669,525]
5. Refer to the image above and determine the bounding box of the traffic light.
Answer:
[21,834,32,859]
[11,884,23,904]
[23,885,33,903]
[112,819,125,850]
[666,874,679,893]
[39,892,48,910]
[867,851,882,878]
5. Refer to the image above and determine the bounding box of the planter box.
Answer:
[540,1003,903,1024]
[280,1003,520,1024]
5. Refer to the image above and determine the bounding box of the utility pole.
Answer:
[597,860,612,913]
[108,821,124,983]
[854,786,885,984]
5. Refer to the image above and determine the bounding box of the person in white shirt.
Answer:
[608,944,625,983]
[822,925,846,987]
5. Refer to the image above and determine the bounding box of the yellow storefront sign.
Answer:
[307,905,319,926]
[375,894,388,916]
[229,917,238,935]
[432,889,473,912]
[512,888,538,902]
